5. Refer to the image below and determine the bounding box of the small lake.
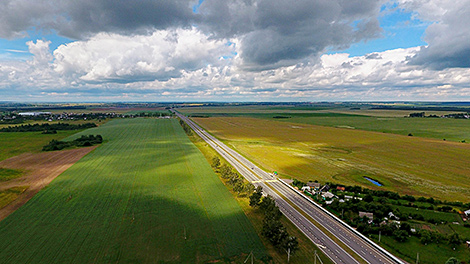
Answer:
[364,177,383,186]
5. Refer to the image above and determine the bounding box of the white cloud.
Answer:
[398,0,470,69]
[53,28,233,83]
[1,29,470,101]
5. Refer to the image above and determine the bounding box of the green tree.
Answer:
[219,164,231,178]
[419,230,432,245]
[393,229,409,242]
[282,236,299,255]
[448,233,461,249]
[249,186,263,207]
[211,156,220,169]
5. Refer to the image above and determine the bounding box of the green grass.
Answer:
[371,235,470,264]
[179,106,470,142]
[392,205,461,223]
[0,168,23,181]
[193,116,470,202]
[0,118,266,263]
[0,130,81,162]
[0,186,28,209]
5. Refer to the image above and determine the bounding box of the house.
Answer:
[319,184,330,192]
[336,186,345,191]
[301,186,311,192]
[464,209,470,217]
[307,182,321,190]
[359,212,374,224]
[322,191,336,200]
[466,241,470,248]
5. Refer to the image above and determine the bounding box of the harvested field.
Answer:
[0,147,96,220]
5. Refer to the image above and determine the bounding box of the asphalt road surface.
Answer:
[173,110,405,264]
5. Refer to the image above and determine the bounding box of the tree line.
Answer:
[42,135,103,151]
[0,122,97,132]
[179,119,192,136]
[250,187,299,256]
[210,156,299,257]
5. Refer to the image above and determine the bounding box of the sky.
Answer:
[0,0,469,102]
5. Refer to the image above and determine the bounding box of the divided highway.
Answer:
[173,110,405,264]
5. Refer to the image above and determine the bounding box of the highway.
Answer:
[173,110,405,264]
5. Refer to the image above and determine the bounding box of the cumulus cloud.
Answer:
[199,0,384,69]
[0,0,196,39]
[53,28,233,83]
[1,0,386,70]
[399,0,470,69]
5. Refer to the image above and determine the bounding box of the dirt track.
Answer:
[0,146,96,221]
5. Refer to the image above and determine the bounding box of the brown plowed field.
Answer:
[0,146,96,221]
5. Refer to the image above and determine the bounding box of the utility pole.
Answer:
[379,231,381,243]
[314,250,317,264]
[416,252,419,264]
[184,226,187,240]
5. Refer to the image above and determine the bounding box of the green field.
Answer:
[178,106,470,142]
[0,130,81,162]
[0,118,266,263]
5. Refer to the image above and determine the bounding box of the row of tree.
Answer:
[211,156,299,257]
[250,187,299,256]
[212,156,254,195]
[42,135,103,151]
[179,119,192,135]
[0,122,97,132]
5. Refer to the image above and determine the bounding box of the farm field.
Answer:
[192,116,470,202]
[0,147,96,221]
[0,118,266,263]
[0,130,81,161]
[179,106,470,142]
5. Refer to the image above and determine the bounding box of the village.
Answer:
[287,178,470,250]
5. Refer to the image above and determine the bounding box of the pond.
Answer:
[364,177,383,186]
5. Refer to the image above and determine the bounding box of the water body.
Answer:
[364,177,383,186]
